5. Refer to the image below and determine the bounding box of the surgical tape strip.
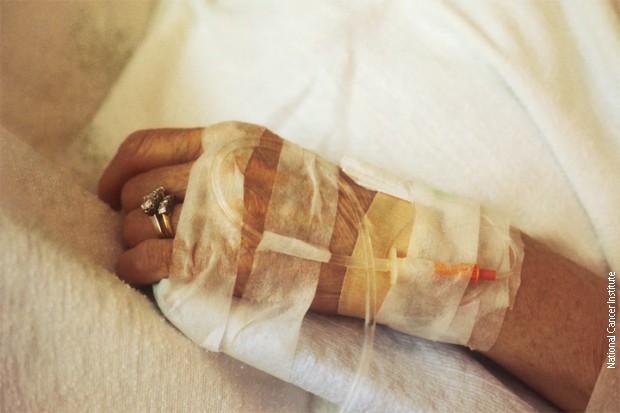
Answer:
[341,157,524,350]
[338,192,415,318]
[221,140,338,379]
[154,122,254,350]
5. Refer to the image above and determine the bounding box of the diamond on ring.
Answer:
[157,194,175,216]
[141,187,166,216]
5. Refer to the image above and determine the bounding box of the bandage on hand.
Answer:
[99,125,378,317]
[233,130,378,315]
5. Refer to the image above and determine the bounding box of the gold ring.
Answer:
[149,213,175,239]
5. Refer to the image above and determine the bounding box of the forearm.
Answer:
[483,234,607,412]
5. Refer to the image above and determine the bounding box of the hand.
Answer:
[99,123,376,315]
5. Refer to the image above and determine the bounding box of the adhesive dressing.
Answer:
[154,121,523,408]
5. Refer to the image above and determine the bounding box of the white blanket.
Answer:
[2,0,618,411]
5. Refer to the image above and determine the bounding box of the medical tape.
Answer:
[258,231,332,263]
[377,258,475,341]
[439,213,523,349]
[157,120,522,379]
[340,156,523,349]
[156,123,377,395]
[157,122,261,351]
[338,192,415,319]
[312,170,376,314]
[463,220,524,349]
[222,138,339,379]
[234,130,283,297]
[373,199,487,343]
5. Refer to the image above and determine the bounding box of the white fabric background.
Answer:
[2,0,618,411]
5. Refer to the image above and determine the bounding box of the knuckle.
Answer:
[119,129,152,159]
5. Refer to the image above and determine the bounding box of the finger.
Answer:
[120,162,193,212]
[123,204,183,248]
[117,239,173,286]
[99,128,203,210]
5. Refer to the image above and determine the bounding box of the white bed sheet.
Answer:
[2,0,619,411]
